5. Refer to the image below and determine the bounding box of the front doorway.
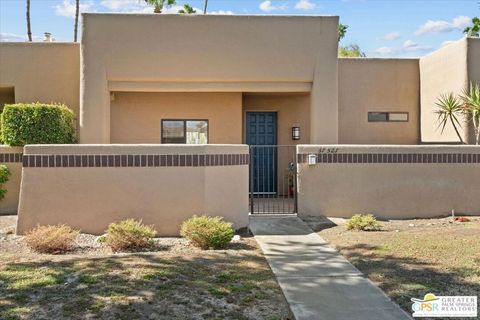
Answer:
[246,112,297,214]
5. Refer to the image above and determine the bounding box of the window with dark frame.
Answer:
[161,120,209,144]
[368,112,408,122]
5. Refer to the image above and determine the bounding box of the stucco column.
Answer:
[310,46,339,143]
[79,15,110,144]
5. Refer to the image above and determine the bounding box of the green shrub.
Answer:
[180,215,234,249]
[0,164,10,200]
[346,214,382,231]
[25,224,79,254]
[105,219,156,252]
[1,103,76,146]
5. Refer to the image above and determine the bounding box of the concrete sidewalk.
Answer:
[249,215,411,320]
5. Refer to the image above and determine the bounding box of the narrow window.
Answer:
[368,112,408,122]
[161,120,208,144]
[368,112,388,122]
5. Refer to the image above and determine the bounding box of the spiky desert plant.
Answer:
[435,93,465,143]
[461,83,480,144]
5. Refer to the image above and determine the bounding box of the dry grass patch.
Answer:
[0,216,291,320]
[317,216,480,313]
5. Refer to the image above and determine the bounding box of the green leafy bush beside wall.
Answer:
[0,103,76,146]
[0,164,10,201]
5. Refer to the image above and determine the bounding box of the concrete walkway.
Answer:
[249,215,411,320]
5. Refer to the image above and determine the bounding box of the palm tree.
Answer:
[144,0,176,13]
[463,17,480,37]
[26,0,32,41]
[338,23,348,42]
[203,0,208,14]
[461,83,480,144]
[179,4,196,14]
[435,93,465,143]
[74,0,79,42]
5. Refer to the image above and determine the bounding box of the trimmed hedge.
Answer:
[0,164,10,201]
[1,103,76,146]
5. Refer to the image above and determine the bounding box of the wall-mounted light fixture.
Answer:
[292,126,300,140]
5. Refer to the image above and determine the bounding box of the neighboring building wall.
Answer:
[338,58,420,144]
[17,145,249,235]
[111,92,242,144]
[81,14,339,144]
[420,38,468,143]
[0,147,23,215]
[468,37,480,84]
[0,43,80,120]
[297,145,480,219]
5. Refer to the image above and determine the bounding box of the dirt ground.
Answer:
[0,216,292,320]
[313,215,480,315]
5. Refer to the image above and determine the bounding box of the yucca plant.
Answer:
[461,83,480,144]
[179,4,196,14]
[144,0,176,13]
[435,93,465,144]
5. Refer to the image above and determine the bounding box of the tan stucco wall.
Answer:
[16,145,249,235]
[0,43,80,121]
[420,38,468,143]
[0,147,23,215]
[338,58,420,144]
[111,92,242,144]
[297,145,480,219]
[468,37,480,84]
[80,14,339,144]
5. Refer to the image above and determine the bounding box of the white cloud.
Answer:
[441,40,455,47]
[375,46,395,54]
[100,0,139,10]
[375,40,432,55]
[382,32,401,41]
[415,16,471,35]
[55,0,93,18]
[0,32,42,42]
[295,0,316,10]
[259,1,287,12]
[209,10,234,15]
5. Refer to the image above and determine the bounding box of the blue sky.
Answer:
[0,0,478,57]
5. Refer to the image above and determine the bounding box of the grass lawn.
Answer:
[0,217,291,320]
[316,216,480,314]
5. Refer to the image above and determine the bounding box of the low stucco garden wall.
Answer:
[16,144,249,235]
[297,145,480,219]
[0,146,23,215]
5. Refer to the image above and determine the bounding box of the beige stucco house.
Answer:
[0,14,479,148]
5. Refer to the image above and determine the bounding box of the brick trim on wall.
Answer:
[0,153,23,163]
[297,153,480,164]
[22,153,249,168]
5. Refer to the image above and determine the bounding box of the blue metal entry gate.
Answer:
[246,112,297,214]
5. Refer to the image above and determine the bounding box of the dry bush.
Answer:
[346,214,382,231]
[24,224,79,254]
[105,219,156,252]
[180,215,234,249]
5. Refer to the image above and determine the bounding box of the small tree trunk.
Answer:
[154,4,161,13]
[26,0,32,42]
[450,117,464,144]
[203,0,208,14]
[74,0,79,42]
